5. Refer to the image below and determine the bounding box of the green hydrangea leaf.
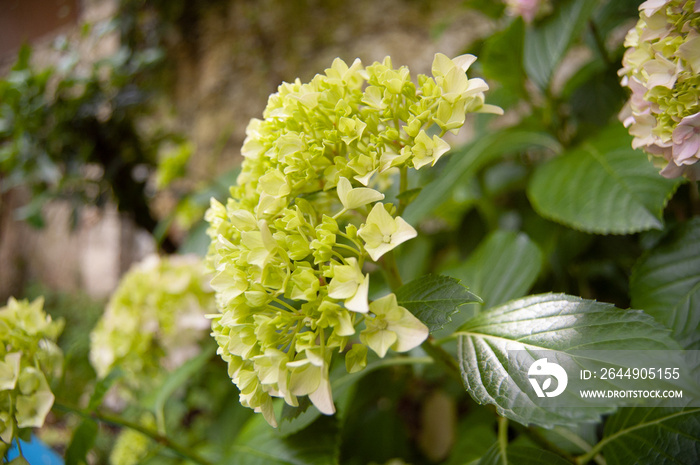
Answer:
[630,218,700,349]
[527,125,680,234]
[599,407,700,465]
[444,231,542,309]
[396,275,481,333]
[457,293,678,428]
[523,0,597,90]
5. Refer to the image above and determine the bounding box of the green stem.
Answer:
[397,166,409,216]
[420,338,462,383]
[53,402,214,465]
[498,416,508,465]
[381,250,403,291]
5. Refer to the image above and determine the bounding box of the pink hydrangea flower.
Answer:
[672,112,700,165]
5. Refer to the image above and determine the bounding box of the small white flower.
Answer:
[358,203,417,261]
[360,294,429,358]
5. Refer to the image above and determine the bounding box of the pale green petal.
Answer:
[432,53,455,77]
[452,54,477,73]
[364,242,394,262]
[340,182,385,211]
[390,308,429,352]
[334,309,356,336]
[366,203,396,236]
[354,169,377,186]
[336,176,352,208]
[358,223,384,248]
[210,266,248,303]
[465,77,489,96]
[0,352,20,391]
[442,66,469,96]
[16,390,54,428]
[309,375,335,415]
[369,293,399,317]
[478,104,505,115]
[258,170,291,197]
[345,273,370,313]
[328,279,358,299]
[241,231,264,251]
[258,220,277,251]
[345,344,368,373]
[259,395,278,427]
[361,328,397,358]
[289,361,321,396]
[391,217,417,247]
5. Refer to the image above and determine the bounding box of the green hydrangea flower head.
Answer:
[89,254,214,393]
[619,0,700,177]
[0,297,63,447]
[206,53,500,426]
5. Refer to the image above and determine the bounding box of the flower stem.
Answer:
[397,166,409,216]
[498,416,509,463]
[420,338,462,383]
[381,250,403,291]
[53,402,214,465]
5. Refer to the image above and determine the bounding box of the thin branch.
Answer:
[53,402,214,465]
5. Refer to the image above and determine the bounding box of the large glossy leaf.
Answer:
[444,231,542,309]
[229,413,339,465]
[457,293,678,428]
[396,274,481,333]
[527,125,680,234]
[523,0,597,90]
[405,130,560,224]
[600,407,700,465]
[630,218,700,349]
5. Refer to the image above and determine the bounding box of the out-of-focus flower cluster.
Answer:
[505,0,551,23]
[90,255,214,393]
[0,297,63,451]
[205,54,499,426]
[108,414,156,465]
[619,0,700,178]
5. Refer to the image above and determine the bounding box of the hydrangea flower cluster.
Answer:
[90,255,214,391]
[619,0,700,178]
[0,297,63,451]
[205,54,499,425]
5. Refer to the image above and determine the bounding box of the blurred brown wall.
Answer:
[0,0,80,59]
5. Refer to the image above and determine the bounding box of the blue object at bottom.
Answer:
[4,435,63,464]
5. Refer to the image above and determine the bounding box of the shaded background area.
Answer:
[0,0,491,301]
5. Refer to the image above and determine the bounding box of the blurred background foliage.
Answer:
[1,0,698,463]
